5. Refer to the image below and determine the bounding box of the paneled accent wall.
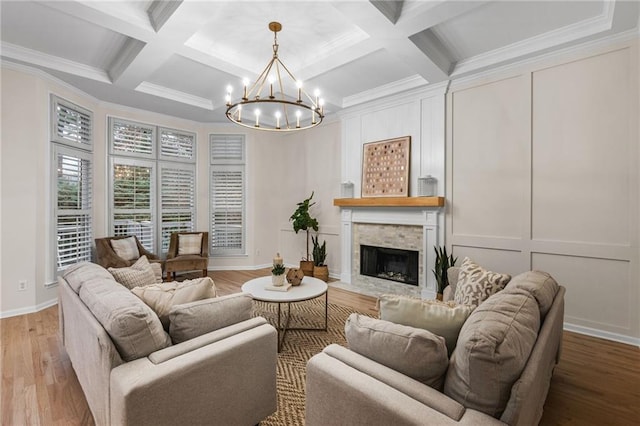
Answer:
[447,41,639,344]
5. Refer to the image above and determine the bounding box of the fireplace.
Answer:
[360,244,419,286]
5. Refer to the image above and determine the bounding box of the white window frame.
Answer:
[210,134,246,256]
[50,95,93,274]
[108,117,196,256]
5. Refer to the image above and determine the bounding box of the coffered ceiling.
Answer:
[1,1,638,123]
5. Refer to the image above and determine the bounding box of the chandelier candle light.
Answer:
[225,22,325,132]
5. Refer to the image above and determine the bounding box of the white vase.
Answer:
[272,273,285,286]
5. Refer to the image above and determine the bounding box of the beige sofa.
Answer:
[306,270,565,425]
[58,262,277,426]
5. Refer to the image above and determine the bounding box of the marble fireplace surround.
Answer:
[338,206,442,299]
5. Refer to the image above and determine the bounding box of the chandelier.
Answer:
[225,22,324,132]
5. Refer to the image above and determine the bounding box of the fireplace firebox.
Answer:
[360,244,419,286]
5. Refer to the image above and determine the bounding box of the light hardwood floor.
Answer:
[1,269,638,425]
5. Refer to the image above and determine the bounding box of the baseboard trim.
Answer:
[0,297,58,319]
[564,322,640,348]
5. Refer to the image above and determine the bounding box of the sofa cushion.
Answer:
[131,277,217,329]
[109,256,157,289]
[62,261,116,294]
[168,293,253,344]
[178,233,203,255]
[378,294,474,355]
[345,313,449,390]
[444,289,540,418]
[454,257,511,307]
[504,271,559,318]
[79,278,171,361]
[110,236,140,261]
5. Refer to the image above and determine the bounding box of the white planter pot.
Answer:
[272,273,285,286]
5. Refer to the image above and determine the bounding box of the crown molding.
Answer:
[1,59,102,104]
[135,81,215,110]
[339,79,448,119]
[342,74,428,108]
[449,28,639,93]
[1,42,111,84]
[451,0,616,78]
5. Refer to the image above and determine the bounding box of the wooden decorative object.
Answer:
[361,136,411,197]
[286,268,305,286]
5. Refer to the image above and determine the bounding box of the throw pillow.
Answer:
[109,256,156,289]
[109,256,157,289]
[131,277,217,329]
[178,233,203,256]
[444,289,540,418]
[169,293,253,344]
[79,277,171,361]
[454,257,511,307]
[378,294,475,355]
[345,313,449,390]
[110,236,140,261]
[150,261,163,283]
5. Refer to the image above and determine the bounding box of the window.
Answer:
[210,134,246,256]
[51,96,93,272]
[109,118,196,255]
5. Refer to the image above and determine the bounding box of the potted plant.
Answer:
[312,235,328,282]
[432,246,457,300]
[289,191,319,276]
[271,262,286,286]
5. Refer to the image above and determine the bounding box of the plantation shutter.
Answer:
[110,118,155,157]
[52,96,92,149]
[55,146,93,270]
[112,159,155,251]
[159,164,196,252]
[210,134,245,255]
[159,128,195,161]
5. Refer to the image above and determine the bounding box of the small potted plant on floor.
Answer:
[433,246,457,300]
[290,191,319,276]
[271,262,286,286]
[312,235,328,282]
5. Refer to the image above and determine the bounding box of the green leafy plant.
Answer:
[432,246,457,295]
[289,191,319,260]
[312,235,327,266]
[271,263,286,276]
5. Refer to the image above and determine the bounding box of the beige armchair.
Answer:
[95,235,163,270]
[165,232,209,281]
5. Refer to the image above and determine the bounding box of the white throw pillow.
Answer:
[454,257,511,307]
[131,277,217,329]
[378,294,475,355]
[178,233,203,256]
[109,256,157,289]
[110,236,140,261]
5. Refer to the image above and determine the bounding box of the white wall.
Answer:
[0,62,336,316]
[446,38,639,345]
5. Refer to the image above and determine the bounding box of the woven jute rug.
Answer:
[251,297,363,426]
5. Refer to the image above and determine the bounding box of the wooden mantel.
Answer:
[333,196,444,208]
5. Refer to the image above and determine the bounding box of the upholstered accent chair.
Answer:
[165,232,209,281]
[95,235,163,270]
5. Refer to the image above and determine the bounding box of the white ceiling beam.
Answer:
[37,0,155,43]
[395,1,489,37]
[330,1,449,83]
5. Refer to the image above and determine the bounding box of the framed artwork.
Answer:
[361,136,410,197]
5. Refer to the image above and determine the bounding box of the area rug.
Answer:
[251,297,366,426]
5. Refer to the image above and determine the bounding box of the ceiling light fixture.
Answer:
[225,22,324,132]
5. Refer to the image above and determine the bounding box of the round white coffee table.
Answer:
[242,275,328,351]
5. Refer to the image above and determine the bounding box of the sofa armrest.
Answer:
[306,345,505,426]
[110,322,277,426]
